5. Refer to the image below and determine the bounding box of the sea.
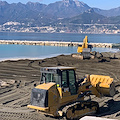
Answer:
[0,32,120,61]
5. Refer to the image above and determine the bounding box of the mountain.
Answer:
[0,0,91,26]
[0,0,120,26]
[26,2,46,12]
[0,0,91,25]
[53,9,106,25]
[53,8,120,26]
[0,1,55,25]
[102,16,120,24]
[93,7,120,17]
[42,0,90,18]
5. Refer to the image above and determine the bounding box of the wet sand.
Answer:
[0,55,120,120]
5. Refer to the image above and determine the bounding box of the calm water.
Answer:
[0,32,120,43]
[0,32,119,61]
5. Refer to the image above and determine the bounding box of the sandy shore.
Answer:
[0,55,120,120]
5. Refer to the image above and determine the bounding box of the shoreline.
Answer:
[0,53,70,62]
[0,47,119,62]
[0,31,120,35]
[0,50,120,62]
[0,40,113,48]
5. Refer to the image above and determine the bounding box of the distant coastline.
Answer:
[0,31,120,34]
[1,23,120,34]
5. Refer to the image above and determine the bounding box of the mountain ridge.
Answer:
[0,0,120,26]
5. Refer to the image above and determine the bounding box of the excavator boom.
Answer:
[77,36,89,53]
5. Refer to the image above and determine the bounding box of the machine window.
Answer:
[41,73,61,85]
[62,71,68,87]
[68,70,77,95]
[46,73,53,82]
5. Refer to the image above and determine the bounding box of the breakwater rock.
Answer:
[91,51,120,59]
[112,43,120,49]
[72,51,120,61]
[0,40,112,48]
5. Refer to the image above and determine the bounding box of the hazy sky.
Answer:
[2,0,120,10]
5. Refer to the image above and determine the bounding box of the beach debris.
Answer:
[0,80,9,87]
[6,80,16,85]
[0,79,16,87]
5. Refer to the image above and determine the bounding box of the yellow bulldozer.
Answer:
[27,66,116,119]
[72,36,93,59]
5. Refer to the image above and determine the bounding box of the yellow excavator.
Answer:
[27,66,116,119]
[72,36,92,59]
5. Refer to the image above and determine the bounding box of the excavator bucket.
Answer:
[89,75,116,97]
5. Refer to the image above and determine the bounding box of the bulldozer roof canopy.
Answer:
[40,66,76,73]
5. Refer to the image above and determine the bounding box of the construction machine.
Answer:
[27,66,116,119]
[72,36,93,59]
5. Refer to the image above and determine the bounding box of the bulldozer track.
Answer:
[62,102,80,114]
[62,101,98,119]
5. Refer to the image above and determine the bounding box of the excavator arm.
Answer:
[77,36,88,53]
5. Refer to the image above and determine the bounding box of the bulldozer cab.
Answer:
[40,67,77,95]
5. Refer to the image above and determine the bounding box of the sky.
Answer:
[2,0,120,10]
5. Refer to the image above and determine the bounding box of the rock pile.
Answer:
[91,51,120,59]
[72,51,120,60]
[112,43,120,49]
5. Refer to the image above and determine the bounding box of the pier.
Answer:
[0,40,112,48]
